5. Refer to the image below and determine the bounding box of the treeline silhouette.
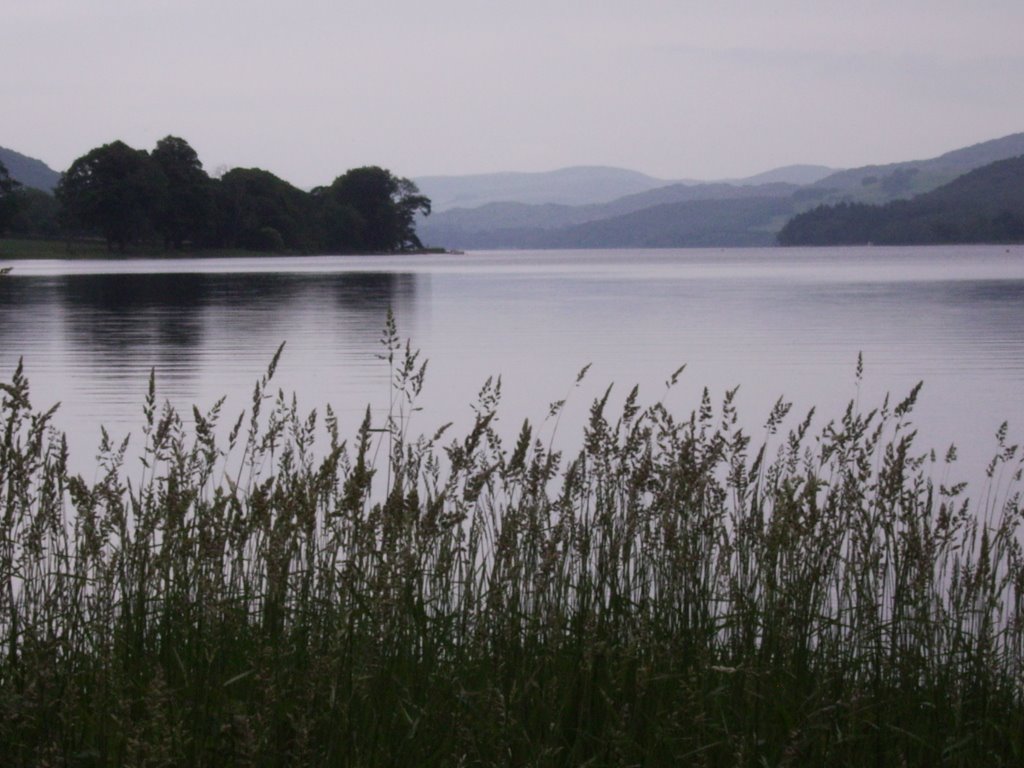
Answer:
[778,156,1024,246]
[0,136,431,253]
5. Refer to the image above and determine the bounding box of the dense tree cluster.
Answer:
[0,158,60,237]
[43,136,431,253]
[0,161,22,235]
[779,156,1024,246]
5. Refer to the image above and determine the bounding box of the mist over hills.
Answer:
[723,165,838,187]
[414,167,675,211]
[417,133,1024,250]
[415,164,835,212]
[419,183,799,249]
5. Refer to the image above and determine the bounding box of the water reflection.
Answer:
[0,248,1022,479]
[57,273,208,357]
[0,270,419,452]
[0,270,416,356]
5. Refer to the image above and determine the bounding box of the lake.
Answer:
[2,246,1023,481]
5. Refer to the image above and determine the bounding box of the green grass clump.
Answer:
[1,322,1022,766]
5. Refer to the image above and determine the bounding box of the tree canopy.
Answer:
[48,136,431,253]
[151,136,214,249]
[324,166,431,252]
[57,141,166,250]
[215,167,311,252]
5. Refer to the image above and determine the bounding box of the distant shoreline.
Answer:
[0,237,462,261]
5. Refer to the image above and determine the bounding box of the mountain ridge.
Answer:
[418,131,1024,250]
[415,164,835,211]
[779,154,1024,245]
[417,182,799,246]
[805,132,1024,205]
[0,146,61,192]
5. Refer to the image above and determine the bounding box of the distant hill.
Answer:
[801,132,1024,207]
[421,196,792,250]
[417,182,798,248]
[417,133,1024,251]
[414,166,678,211]
[415,163,838,212]
[526,197,794,249]
[0,146,61,192]
[725,164,836,186]
[778,155,1024,246]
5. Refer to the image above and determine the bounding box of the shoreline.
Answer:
[0,237,462,261]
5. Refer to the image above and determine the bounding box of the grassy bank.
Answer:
[0,237,458,260]
[0,237,261,260]
[0,236,104,259]
[1,331,1022,766]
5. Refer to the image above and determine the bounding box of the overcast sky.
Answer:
[5,0,1024,187]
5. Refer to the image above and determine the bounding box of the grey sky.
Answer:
[5,0,1024,188]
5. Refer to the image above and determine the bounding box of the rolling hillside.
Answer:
[778,155,1024,245]
[415,164,834,212]
[418,183,797,249]
[801,132,1024,206]
[417,182,798,244]
[414,167,675,211]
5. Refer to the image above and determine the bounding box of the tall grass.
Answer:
[1,320,1022,766]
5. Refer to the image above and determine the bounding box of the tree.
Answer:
[7,188,60,237]
[211,168,312,251]
[311,186,364,253]
[57,141,166,250]
[326,166,431,252]
[992,210,1024,242]
[151,135,213,249]
[0,160,22,235]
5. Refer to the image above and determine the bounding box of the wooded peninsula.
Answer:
[0,136,432,254]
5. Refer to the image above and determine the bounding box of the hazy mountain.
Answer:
[418,132,1024,250]
[435,197,787,250]
[417,182,798,247]
[922,154,1024,210]
[779,155,1024,246]
[726,164,836,186]
[414,166,678,211]
[415,164,837,212]
[0,146,61,192]
[525,197,794,249]
[595,181,798,218]
[802,132,1024,206]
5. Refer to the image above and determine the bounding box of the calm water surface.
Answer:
[2,246,1023,478]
